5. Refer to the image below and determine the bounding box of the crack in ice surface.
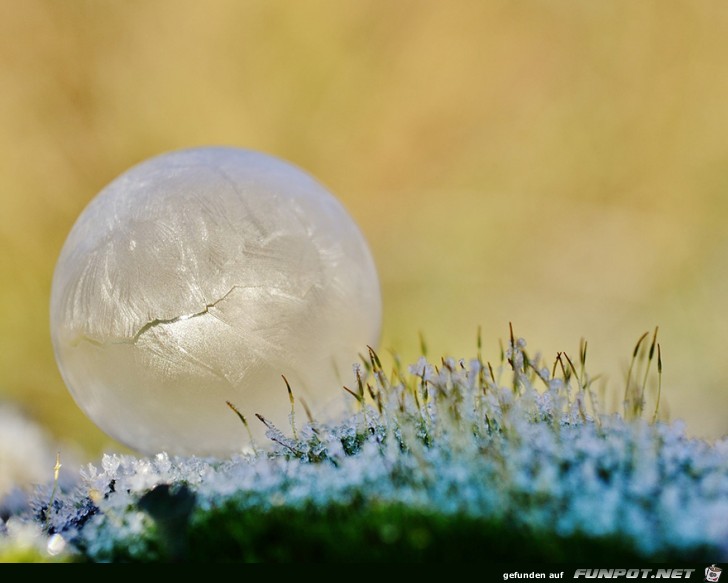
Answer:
[73,284,250,347]
[129,284,243,342]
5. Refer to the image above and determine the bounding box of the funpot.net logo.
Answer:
[705,566,722,583]
[573,569,696,579]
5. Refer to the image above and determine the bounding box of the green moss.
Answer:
[19,330,727,562]
[184,500,645,563]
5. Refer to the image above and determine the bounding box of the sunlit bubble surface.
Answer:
[50,147,381,455]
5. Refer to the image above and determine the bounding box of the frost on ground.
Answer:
[3,333,728,561]
[0,406,57,502]
[0,405,70,561]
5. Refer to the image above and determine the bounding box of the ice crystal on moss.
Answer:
[6,333,728,561]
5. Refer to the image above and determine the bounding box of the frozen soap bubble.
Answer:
[50,147,381,455]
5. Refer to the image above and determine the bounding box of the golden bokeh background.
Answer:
[2,1,728,458]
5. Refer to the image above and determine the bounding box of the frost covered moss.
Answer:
[6,329,728,562]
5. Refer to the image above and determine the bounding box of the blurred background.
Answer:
[2,0,728,459]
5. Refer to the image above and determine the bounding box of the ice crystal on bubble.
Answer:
[50,147,381,456]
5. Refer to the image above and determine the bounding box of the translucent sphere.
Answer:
[50,147,381,455]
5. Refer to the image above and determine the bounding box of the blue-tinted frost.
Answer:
[3,337,728,560]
